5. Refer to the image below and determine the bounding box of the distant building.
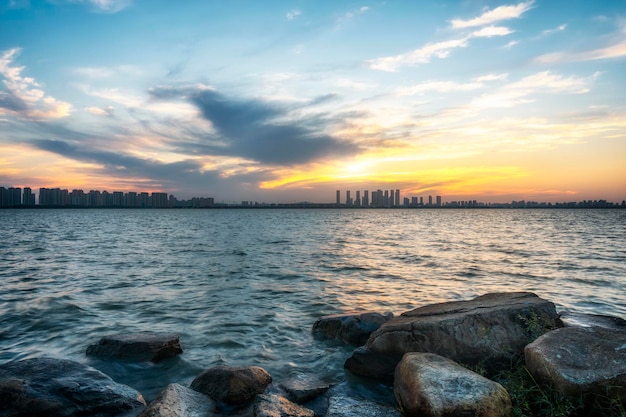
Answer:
[23,187,35,206]
[436,195,442,207]
[336,190,340,205]
[355,190,361,207]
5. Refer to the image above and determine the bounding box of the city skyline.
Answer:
[1,184,623,209]
[1,1,625,203]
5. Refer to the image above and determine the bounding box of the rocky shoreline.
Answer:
[1,292,624,417]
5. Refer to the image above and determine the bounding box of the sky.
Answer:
[1,0,625,204]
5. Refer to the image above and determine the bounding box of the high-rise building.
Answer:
[355,190,361,207]
[345,190,352,206]
[428,195,433,206]
[390,190,395,207]
[336,190,340,205]
[436,195,442,207]
[23,187,35,206]
[395,189,400,207]
[363,190,369,207]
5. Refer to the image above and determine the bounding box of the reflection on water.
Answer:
[0,208,624,400]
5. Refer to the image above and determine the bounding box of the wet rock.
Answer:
[190,365,272,406]
[253,394,314,417]
[559,311,626,330]
[394,352,511,417]
[0,357,146,417]
[525,326,626,404]
[346,292,558,379]
[326,396,403,417]
[279,374,330,404]
[139,383,218,417]
[86,332,183,362]
[343,346,400,382]
[312,311,394,346]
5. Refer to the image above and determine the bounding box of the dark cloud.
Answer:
[149,86,361,165]
[31,138,222,193]
[0,90,28,113]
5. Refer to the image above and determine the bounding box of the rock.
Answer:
[346,292,558,379]
[86,332,183,362]
[190,365,272,406]
[0,357,146,417]
[343,346,400,382]
[326,396,403,417]
[253,394,314,417]
[279,374,330,403]
[312,311,394,345]
[525,326,626,404]
[394,352,511,417]
[139,383,218,417]
[559,311,626,330]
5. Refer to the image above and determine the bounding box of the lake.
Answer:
[1,208,624,401]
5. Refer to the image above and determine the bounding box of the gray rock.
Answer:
[253,394,314,417]
[190,365,272,406]
[0,357,146,417]
[394,352,511,417]
[559,311,626,330]
[346,292,558,379]
[326,396,403,417]
[343,347,400,382]
[312,311,394,346]
[279,374,330,404]
[86,332,183,362]
[525,326,626,403]
[139,383,218,417]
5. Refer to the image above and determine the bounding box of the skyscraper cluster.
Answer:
[335,189,446,208]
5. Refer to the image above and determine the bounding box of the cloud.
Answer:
[471,71,595,109]
[368,38,469,71]
[31,137,224,192]
[471,26,513,38]
[147,85,361,166]
[336,6,369,27]
[0,48,72,119]
[64,0,131,13]
[286,9,301,21]
[541,24,567,37]
[450,1,534,29]
[74,65,142,79]
[396,80,484,96]
[535,26,626,63]
[475,73,508,82]
[87,106,115,117]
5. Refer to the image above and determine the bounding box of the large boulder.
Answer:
[139,383,218,417]
[0,357,146,417]
[394,353,511,417]
[525,326,626,404]
[326,396,403,417]
[190,366,272,406]
[86,332,183,362]
[346,292,558,379]
[312,311,394,345]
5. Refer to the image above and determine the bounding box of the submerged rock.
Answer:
[139,383,218,417]
[86,332,183,362]
[0,357,146,417]
[312,311,394,346]
[190,365,272,406]
[559,311,626,330]
[394,352,511,417]
[253,394,314,417]
[525,326,626,404]
[325,396,403,417]
[279,374,330,404]
[346,292,559,379]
